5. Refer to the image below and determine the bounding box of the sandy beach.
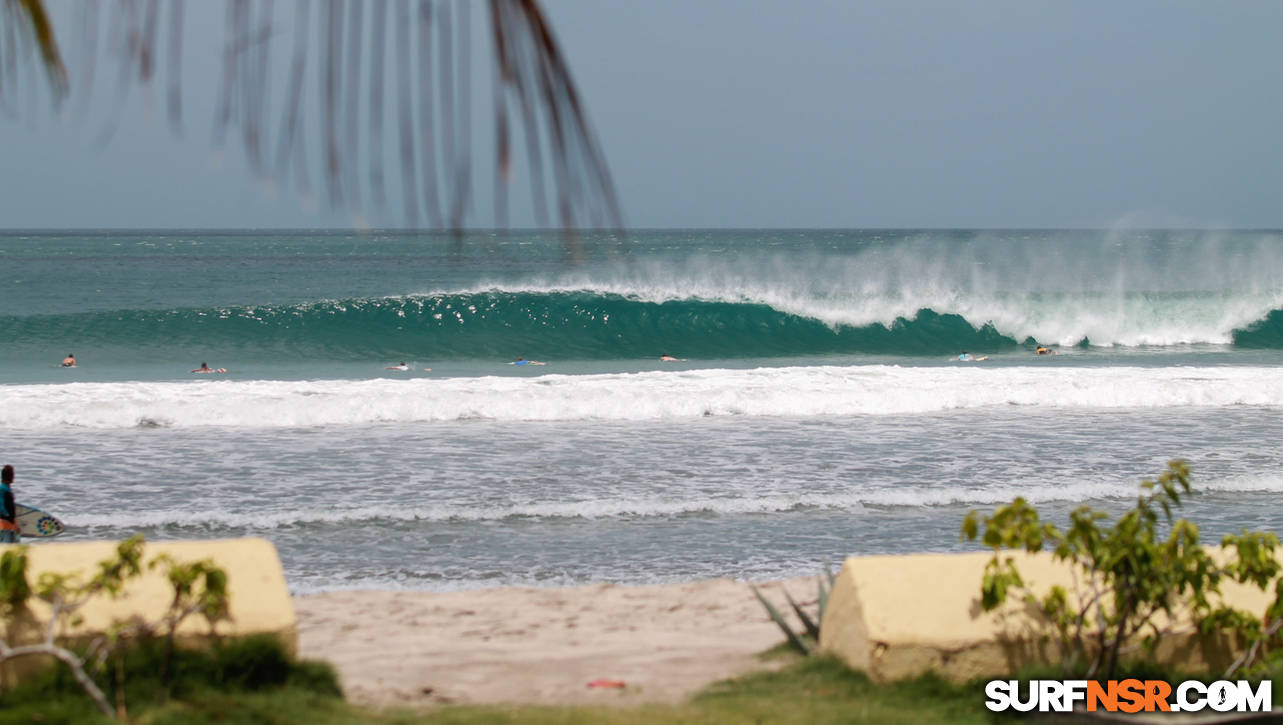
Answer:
[294,576,821,708]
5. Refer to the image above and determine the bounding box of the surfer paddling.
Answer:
[190,362,227,374]
[385,362,410,371]
[509,357,545,366]
[61,353,76,367]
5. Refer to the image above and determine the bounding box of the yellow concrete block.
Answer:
[818,551,1274,683]
[1,537,296,688]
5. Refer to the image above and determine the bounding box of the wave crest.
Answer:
[7,287,1283,362]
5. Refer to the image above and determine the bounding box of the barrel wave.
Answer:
[1232,309,1283,348]
[7,287,1283,362]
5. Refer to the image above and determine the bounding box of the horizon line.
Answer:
[4,226,1283,234]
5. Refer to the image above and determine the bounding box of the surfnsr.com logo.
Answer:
[985,679,1272,714]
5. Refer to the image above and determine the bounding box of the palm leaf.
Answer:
[783,587,820,640]
[751,584,812,656]
[4,0,620,234]
[817,566,836,624]
[4,0,67,102]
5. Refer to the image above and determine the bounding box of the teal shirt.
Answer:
[0,482,12,522]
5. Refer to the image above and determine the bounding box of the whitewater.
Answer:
[6,365,1283,429]
[4,228,1283,591]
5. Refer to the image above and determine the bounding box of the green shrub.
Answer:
[963,460,1283,679]
[1,634,340,721]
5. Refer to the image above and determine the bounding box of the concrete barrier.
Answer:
[818,551,1274,683]
[1,537,296,688]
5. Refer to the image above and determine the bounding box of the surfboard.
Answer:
[15,503,65,538]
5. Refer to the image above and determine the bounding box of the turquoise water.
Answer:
[4,229,1283,591]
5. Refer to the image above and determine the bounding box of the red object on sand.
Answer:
[586,678,627,689]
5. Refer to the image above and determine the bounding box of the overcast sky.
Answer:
[2,0,1281,229]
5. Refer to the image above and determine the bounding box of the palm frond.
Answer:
[5,0,621,233]
[2,0,68,106]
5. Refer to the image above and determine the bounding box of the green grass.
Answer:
[364,657,994,725]
[0,644,995,725]
[0,635,345,725]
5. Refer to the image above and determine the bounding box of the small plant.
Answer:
[149,553,232,690]
[0,546,32,607]
[0,535,232,719]
[962,460,1283,679]
[751,569,837,656]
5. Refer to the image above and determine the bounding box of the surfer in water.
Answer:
[190,362,227,374]
[385,362,410,371]
[659,354,682,362]
[509,357,545,366]
[1036,346,1056,356]
[956,351,974,361]
[0,465,18,544]
[61,353,76,367]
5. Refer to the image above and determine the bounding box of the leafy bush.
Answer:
[0,533,302,713]
[1,635,340,724]
[962,460,1283,678]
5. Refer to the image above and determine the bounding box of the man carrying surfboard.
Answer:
[0,465,18,544]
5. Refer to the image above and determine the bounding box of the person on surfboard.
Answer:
[385,362,410,371]
[509,358,545,366]
[61,353,76,367]
[0,465,18,544]
[190,362,227,373]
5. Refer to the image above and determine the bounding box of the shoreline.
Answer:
[294,576,822,708]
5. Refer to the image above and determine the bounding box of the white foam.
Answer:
[6,364,1283,430]
[413,279,1283,348]
[467,228,1283,348]
[66,472,1283,529]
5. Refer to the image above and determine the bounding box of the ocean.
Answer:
[4,228,1283,593]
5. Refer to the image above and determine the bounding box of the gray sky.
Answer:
[2,0,1282,229]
